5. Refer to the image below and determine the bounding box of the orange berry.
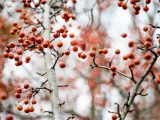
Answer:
[32,100,37,104]
[70,40,78,46]
[49,44,54,49]
[144,52,152,60]
[80,53,87,59]
[17,105,23,111]
[24,99,29,105]
[25,56,31,63]
[102,48,108,54]
[29,106,34,112]
[24,107,30,113]
[57,41,63,47]
[64,50,70,56]
[69,33,75,38]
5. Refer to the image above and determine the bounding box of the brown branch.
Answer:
[91,55,135,83]
[121,55,158,120]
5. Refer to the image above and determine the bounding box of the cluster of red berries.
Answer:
[15,82,36,113]
[117,0,151,14]
[61,11,76,22]
[22,0,46,8]
[3,39,31,66]
[53,26,75,39]
[110,65,117,77]
[9,22,21,35]
[121,26,160,57]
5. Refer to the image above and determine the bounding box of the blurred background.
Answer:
[0,0,160,120]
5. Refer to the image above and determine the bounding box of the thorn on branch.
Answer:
[37,87,53,93]
[114,103,122,120]
[58,85,69,87]
[136,89,148,96]
[43,111,53,114]
[41,79,48,87]
[36,72,47,76]
[123,92,130,109]
[149,24,160,29]
[128,109,135,113]
[67,114,76,120]
[129,66,137,84]
[59,102,65,107]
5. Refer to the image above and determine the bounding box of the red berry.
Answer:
[145,0,151,4]
[143,26,148,32]
[24,82,30,89]
[4,53,9,58]
[15,93,21,98]
[112,114,117,120]
[102,48,108,54]
[121,33,127,38]
[143,6,149,12]
[24,99,29,104]
[128,40,134,47]
[64,50,70,56]
[110,65,117,72]
[25,56,31,63]
[8,53,14,59]
[69,33,75,38]
[6,114,14,120]
[32,100,37,104]
[53,32,60,38]
[144,52,152,60]
[31,26,37,32]
[57,41,63,47]
[72,46,78,52]
[17,88,22,93]
[80,53,87,59]
[0,92,7,100]
[117,1,123,7]
[70,40,78,46]
[19,32,25,38]
[59,62,66,68]
[24,107,30,113]
[49,44,54,49]
[89,51,95,57]
[115,49,120,54]
[16,49,23,55]
[41,0,46,4]
[29,106,34,112]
